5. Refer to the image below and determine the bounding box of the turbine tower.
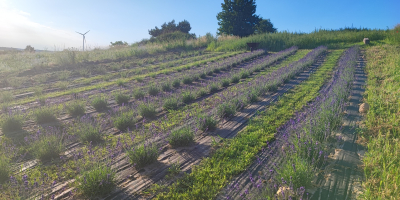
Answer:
[76,30,90,51]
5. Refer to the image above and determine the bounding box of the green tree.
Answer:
[148,19,192,37]
[255,18,277,34]
[24,45,35,53]
[217,0,260,37]
[110,41,128,47]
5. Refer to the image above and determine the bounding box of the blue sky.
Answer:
[0,0,398,50]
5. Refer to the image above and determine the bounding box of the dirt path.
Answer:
[309,50,366,200]
[88,52,329,200]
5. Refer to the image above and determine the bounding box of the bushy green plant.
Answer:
[113,92,130,105]
[172,79,181,88]
[182,76,193,85]
[163,97,179,110]
[0,154,10,183]
[197,88,208,97]
[0,91,13,104]
[116,79,126,87]
[208,83,219,93]
[30,134,64,161]
[112,111,137,131]
[197,114,217,131]
[1,113,24,133]
[133,89,145,100]
[148,85,160,96]
[217,102,237,118]
[182,91,195,104]
[32,106,58,124]
[126,143,159,168]
[76,164,116,197]
[230,75,240,83]
[275,155,313,190]
[220,79,230,87]
[135,77,144,82]
[168,126,195,147]
[65,101,86,117]
[200,72,207,79]
[240,70,250,79]
[139,102,157,119]
[162,82,172,92]
[91,96,108,111]
[70,118,103,143]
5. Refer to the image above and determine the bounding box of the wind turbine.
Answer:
[76,30,90,51]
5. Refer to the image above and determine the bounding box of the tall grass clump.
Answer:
[112,109,137,131]
[0,91,13,104]
[196,114,217,132]
[25,127,68,161]
[70,115,104,143]
[76,164,116,197]
[139,100,157,119]
[1,111,24,134]
[0,154,10,183]
[32,106,58,124]
[113,92,130,105]
[148,85,160,96]
[126,142,159,169]
[168,126,195,147]
[182,91,195,104]
[91,95,108,111]
[133,89,145,100]
[65,100,86,117]
[163,97,179,110]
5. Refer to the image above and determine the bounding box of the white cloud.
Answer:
[18,10,30,16]
[0,5,83,50]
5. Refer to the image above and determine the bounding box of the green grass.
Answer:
[360,44,400,199]
[209,29,388,52]
[76,164,116,197]
[155,50,343,199]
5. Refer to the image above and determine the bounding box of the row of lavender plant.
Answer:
[0,48,293,198]
[120,46,326,171]
[0,46,319,199]
[242,46,359,199]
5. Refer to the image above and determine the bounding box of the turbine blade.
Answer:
[84,30,90,35]
[76,31,83,35]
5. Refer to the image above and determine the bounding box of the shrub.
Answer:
[221,79,230,87]
[114,92,130,105]
[70,116,103,143]
[139,102,157,119]
[197,88,208,98]
[0,91,13,104]
[168,126,195,147]
[1,113,24,133]
[217,102,237,118]
[182,91,195,104]
[116,79,126,87]
[65,101,86,117]
[91,96,108,111]
[240,70,250,79]
[112,110,137,131]
[275,155,313,190]
[197,114,217,132]
[0,154,10,183]
[133,89,145,100]
[213,68,221,73]
[207,70,214,76]
[76,164,116,197]
[248,89,259,103]
[27,129,65,161]
[208,83,219,93]
[32,106,58,124]
[182,76,193,85]
[231,75,240,83]
[200,72,207,79]
[163,97,179,110]
[172,79,181,88]
[126,143,159,168]
[135,77,144,82]
[162,82,172,92]
[148,85,160,96]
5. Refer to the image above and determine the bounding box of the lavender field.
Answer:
[0,29,399,199]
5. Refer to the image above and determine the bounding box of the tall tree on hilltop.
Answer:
[217,0,276,37]
[217,0,260,37]
[149,19,192,38]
